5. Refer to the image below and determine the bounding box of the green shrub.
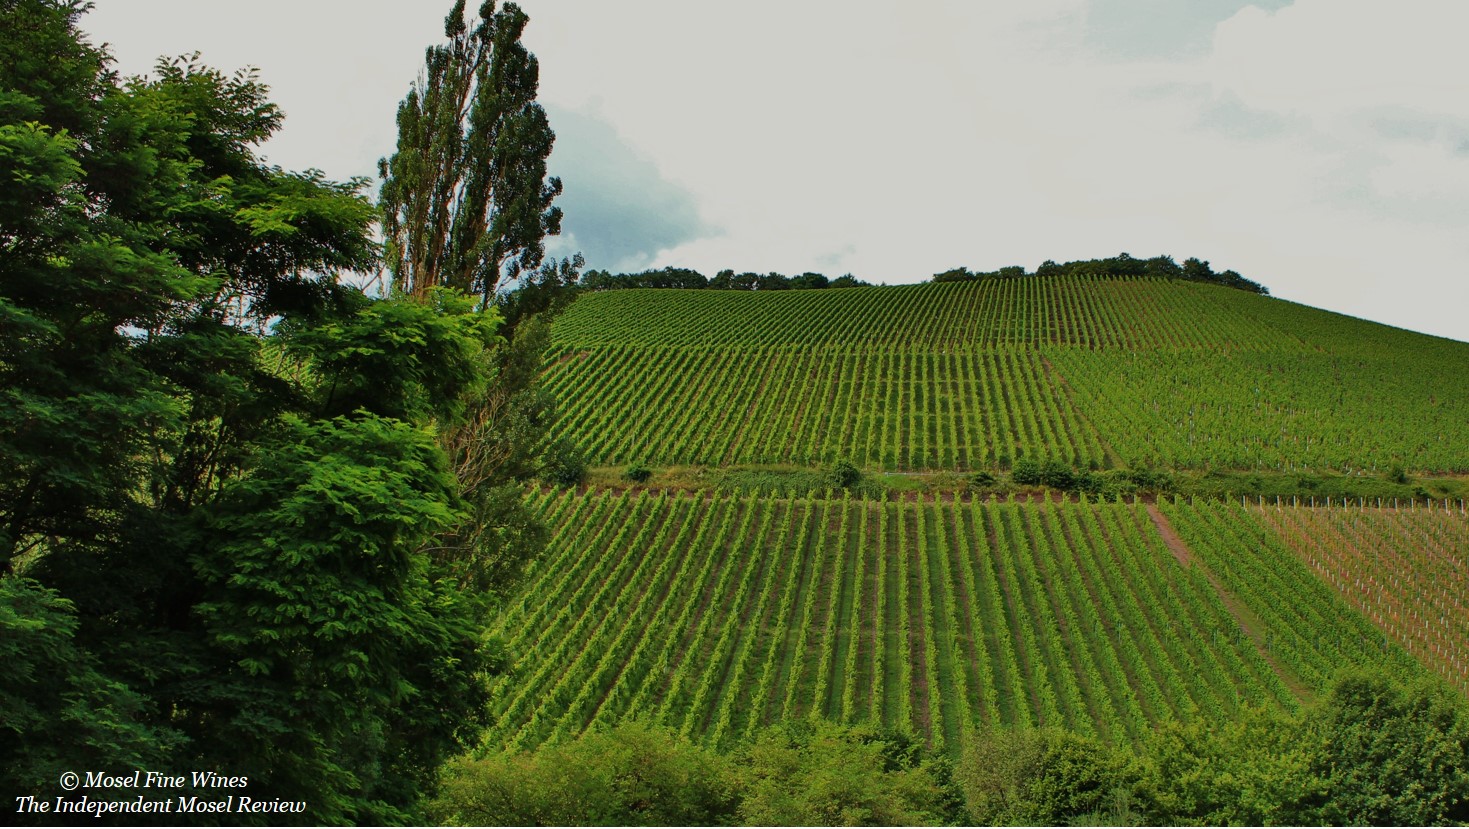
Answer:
[735,721,958,826]
[1308,671,1469,826]
[1011,457,1043,486]
[1039,459,1076,490]
[1115,466,1170,493]
[540,438,586,487]
[826,459,862,489]
[958,727,1133,826]
[427,720,736,826]
[967,470,998,490]
[623,463,653,483]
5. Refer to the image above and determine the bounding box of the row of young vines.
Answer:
[484,490,1425,754]
[541,346,1106,470]
[541,342,1469,473]
[550,276,1302,351]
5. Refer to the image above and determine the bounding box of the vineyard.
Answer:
[550,276,1298,350]
[543,346,1108,469]
[485,488,1425,754]
[1252,500,1469,693]
[541,277,1469,473]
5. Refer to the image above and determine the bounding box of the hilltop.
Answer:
[542,275,1469,477]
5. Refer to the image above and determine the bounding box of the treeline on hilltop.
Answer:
[580,266,873,291]
[564,252,1267,295]
[933,252,1270,295]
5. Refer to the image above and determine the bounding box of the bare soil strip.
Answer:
[1144,504,1312,703]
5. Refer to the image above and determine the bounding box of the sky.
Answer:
[82,1,1469,343]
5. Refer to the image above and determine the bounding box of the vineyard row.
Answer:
[541,345,1469,473]
[483,490,1429,754]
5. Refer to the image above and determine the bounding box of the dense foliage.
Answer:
[934,252,1268,295]
[429,719,956,826]
[580,265,872,292]
[431,670,1469,825]
[0,3,534,821]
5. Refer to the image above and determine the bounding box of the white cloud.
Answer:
[1210,1,1469,123]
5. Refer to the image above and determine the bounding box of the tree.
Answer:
[378,0,578,605]
[1307,671,1469,826]
[736,721,957,826]
[428,720,738,826]
[957,727,1132,826]
[2,3,506,820]
[378,0,562,304]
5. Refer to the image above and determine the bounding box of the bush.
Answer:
[957,727,1132,826]
[540,438,586,487]
[427,720,736,826]
[827,459,862,489]
[1011,458,1043,486]
[623,464,652,483]
[1140,669,1469,826]
[1039,459,1076,490]
[1308,671,1469,826]
[735,721,958,826]
[967,470,998,490]
[1124,467,1174,493]
[1386,464,1409,485]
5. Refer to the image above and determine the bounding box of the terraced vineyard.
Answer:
[486,488,1423,754]
[542,277,1469,472]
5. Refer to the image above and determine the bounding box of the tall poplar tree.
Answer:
[378,0,563,304]
[376,0,579,603]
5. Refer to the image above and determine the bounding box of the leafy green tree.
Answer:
[427,720,738,826]
[1,3,512,821]
[957,727,1133,826]
[790,271,829,289]
[377,0,575,606]
[1139,707,1320,825]
[0,578,175,796]
[1011,457,1044,486]
[826,459,863,490]
[1138,670,1469,825]
[1306,671,1469,826]
[540,436,588,487]
[735,721,956,826]
[378,0,562,304]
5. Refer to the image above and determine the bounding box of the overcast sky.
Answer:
[83,1,1469,343]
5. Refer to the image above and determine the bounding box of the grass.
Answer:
[575,464,1469,504]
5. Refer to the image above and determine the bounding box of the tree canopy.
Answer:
[378,0,562,305]
[0,2,519,821]
[934,252,1270,294]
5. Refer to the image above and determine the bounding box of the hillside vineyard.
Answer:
[543,277,1469,472]
[488,275,1469,756]
[487,488,1454,753]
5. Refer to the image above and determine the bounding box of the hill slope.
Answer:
[542,277,1469,473]
[485,274,1469,757]
[487,488,1449,754]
